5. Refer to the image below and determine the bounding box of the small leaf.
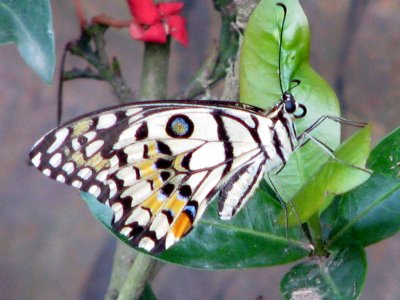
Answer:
[240,0,340,200]
[81,190,309,269]
[281,245,366,300]
[0,0,55,83]
[325,128,400,247]
[282,126,371,226]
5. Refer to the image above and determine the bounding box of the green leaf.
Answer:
[282,126,371,226]
[80,192,114,234]
[0,0,55,83]
[366,128,400,176]
[324,128,400,247]
[139,284,157,300]
[81,190,309,269]
[281,245,367,300]
[240,0,340,199]
[81,192,135,250]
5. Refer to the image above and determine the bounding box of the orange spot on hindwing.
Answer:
[171,212,192,238]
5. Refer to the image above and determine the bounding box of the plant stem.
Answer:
[116,254,160,300]
[64,24,134,104]
[179,0,238,99]
[107,41,170,300]
[105,244,137,300]
[140,42,170,100]
[308,213,328,257]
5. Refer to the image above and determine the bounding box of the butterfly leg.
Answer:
[274,160,286,176]
[266,172,289,234]
[267,172,314,245]
[294,115,366,149]
[294,115,366,151]
[295,115,371,174]
[272,162,311,233]
[298,115,367,143]
[301,132,372,174]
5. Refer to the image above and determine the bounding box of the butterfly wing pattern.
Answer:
[29,99,298,253]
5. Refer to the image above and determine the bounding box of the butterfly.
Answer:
[29,2,322,253]
[29,94,309,253]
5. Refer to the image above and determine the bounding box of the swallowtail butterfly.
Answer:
[30,96,310,252]
[29,3,336,253]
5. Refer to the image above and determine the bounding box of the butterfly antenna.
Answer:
[276,2,288,95]
[287,79,301,92]
[57,42,71,126]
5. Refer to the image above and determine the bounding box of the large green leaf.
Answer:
[280,245,366,300]
[240,0,340,199]
[324,128,400,247]
[81,189,309,269]
[282,126,371,226]
[158,189,308,269]
[0,0,55,83]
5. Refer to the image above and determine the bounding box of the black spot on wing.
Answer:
[113,149,128,164]
[157,141,172,155]
[161,183,175,197]
[135,122,148,141]
[160,171,171,181]
[155,158,173,169]
[181,152,192,170]
[179,185,192,198]
[77,135,88,146]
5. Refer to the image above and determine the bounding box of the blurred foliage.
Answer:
[0,0,54,83]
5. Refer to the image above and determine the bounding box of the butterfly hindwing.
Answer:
[30,100,270,252]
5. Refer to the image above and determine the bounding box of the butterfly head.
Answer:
[281,92,307,119]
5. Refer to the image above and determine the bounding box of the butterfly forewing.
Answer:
[29,100,287,252]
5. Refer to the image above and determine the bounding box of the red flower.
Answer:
[127,0,188,46]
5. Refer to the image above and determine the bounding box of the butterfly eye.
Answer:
[284,99,296,113]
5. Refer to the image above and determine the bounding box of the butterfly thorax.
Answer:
[256,92,306,169]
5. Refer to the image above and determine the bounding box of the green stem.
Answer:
[308,213,328,257]
[140,41,170,100]
[105,244,137,300]
[116,254,160,300]
[108,40,170,300]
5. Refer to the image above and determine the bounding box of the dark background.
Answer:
[1,1,399,299]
